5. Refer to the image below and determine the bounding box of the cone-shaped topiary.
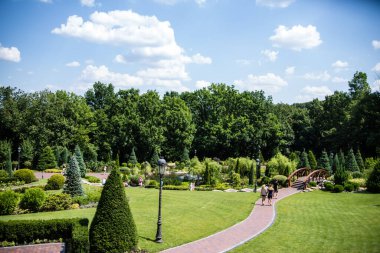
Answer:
[181,147,190,167]
[89,168,138,252]
[38,146,57,170]
[308,150,317,170]
[150,149,159,169]
[334,155,348,185]
[75,145,86,178]
[366,161,380,193]
[319,150,331,172]
[346,148,359,172]
[339,149,346,170]
[299,149,310,169]
[63,155,84,197]
[128,147,138,165]
[355,149,365,172]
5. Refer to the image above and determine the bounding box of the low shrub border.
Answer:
[0,218,89,253]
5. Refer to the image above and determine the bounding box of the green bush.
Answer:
[324,181,334,191]
[0,218,89,252]
[258,176,270,186]
[366,161,380,193]
[344,182,355,192]
[44,168,62,173]
[45,174,65,190]
[41,193,72,211]
[349,178,366,187]
[267,152,297,176]
[20,188,46,212]
[332,184,344,193]
[0,170,8,180]
[308,181,317,187]
[351,171,363,179]
[85,175,101,183]
[13,169,37,184]
[272,175,288,187]
[145,180,158,188]
[0,190,20,215]
[163,185,189,190]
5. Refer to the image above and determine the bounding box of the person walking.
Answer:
[260,185,267,206]
[273,179,279,198]
[267,184,274,206]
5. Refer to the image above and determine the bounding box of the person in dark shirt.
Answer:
[267,185,274,206]
[273,179,279,198]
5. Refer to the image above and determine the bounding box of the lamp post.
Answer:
[255,158,260,193]
[17,146,21,170]
[155,157,166,243]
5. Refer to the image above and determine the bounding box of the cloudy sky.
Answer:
[0,0,379,103]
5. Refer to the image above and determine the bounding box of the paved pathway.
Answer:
[0,243,65,253]
[161,187,299,253]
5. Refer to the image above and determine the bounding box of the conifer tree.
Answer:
[90,168,138,252]
[249,161,254,185]
[329,152,334,169]
[128,147,138,165]
[299,150,310,169]
[38,146,57,170]
[235,158,240,174]
[61,147,69,165]
[319,150,331,172]
[115,153,120,168]
[334,154,348,185]
[331,154,339,174]
[366,161,380,193]
[355,149,365,172]
[150,149,159,169]
[5,147,12,177]
[204,162,211,185]
[63,155,83,197]
[75,145,86,177]
[339,149,346,170]
[181,147,190,167]
[256,159,261,180]
[308,150,318,170]
[346,148,359,172]
[259,150,265,164]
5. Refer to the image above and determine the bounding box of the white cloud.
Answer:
[0,45,21,62]
[332,77,348,83]
[66,61,80,67]
[303,71,330,81]
[332,60,348,72]
[372,80,380,92]
[297,85,332,102]
[371,62,380,72]
[195,80,211,89]
[261,49,278,62]
[195,0,206,7]
[236,59,252,65]
[256,0,295,8]
[114,54,127,64]
[372,40,380,49]
[190,53,212,64]
[270,25,322,51]
[233,73,288,94]
[285,66,295,75]
[154,0,206,6]
[39,0,52,3]
[80,0,95,7]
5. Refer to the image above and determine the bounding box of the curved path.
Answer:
[161,187,300,253]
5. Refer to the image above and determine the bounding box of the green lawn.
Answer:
[231,191,380,253]
[0,187,257,252]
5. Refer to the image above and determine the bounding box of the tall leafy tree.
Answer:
[75,145,86,177]
[38,146,57,170]
[346,148,359,172]
[90,168,138,252]
[181,147,190,167]
[63,155,83,197]
[308,150,318,170]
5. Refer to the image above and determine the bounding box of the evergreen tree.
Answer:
[332,154,339,174]
[308,150,318,170]
[249,161,254,185]
[54,146,62,167]
[5,147,12,177]
[128,147,138,165]
[20,139,34,167]
[299,150,310,169]
[235,158,240,174]
[63,155,83,197]
[256,159,261,180]
[259,150,265,164]
[319,150,331,172]
[75,145,86,177]
[366,161,380,193]
[38,146,57,170]
[346,148,359,172]
[204,162,211,185]
[150,149,159,169]
[329,152,334,169]
[339,149,346,170]
[115,153,120,168]
[90,168,138,252]
[181,147,190,167]
[61,147,69,165]
[355,149,365,172]
[334,155,348,185]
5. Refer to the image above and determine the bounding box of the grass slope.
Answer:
[0,187,256,252]
[231,191,380,253]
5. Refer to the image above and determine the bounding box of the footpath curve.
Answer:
[161,187,300,253]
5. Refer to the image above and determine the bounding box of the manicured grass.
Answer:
[231,191,380,253]
[0,187,257,252]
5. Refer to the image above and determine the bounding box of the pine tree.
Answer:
[181,147,190,167]
[150,149,159,169]
[75,145,86,177]
[299,150,310,169]
[256,159,261,180]
[248,161,254,185]
[5,147,12,177]
[339,149,346,170]
[319,150,331,172]
[334,154,348,185]
[235,158,240,174]
[308,150,318,170]
[204,162,211,185]
[54,146,62,167]
[355,149,365,172]
[61,147,69,165]
[63,155,83,197]
[90,168,138,252]
[128,147,138,165]
[38,146,57,170]
[20,139,34,167]
[329,152,334,169]
[366,161,380,193]
[115,153,120,168]
[346,148,359,172]
[332,154,339,174]
[259,150,265,164]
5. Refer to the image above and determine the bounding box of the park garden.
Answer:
[0,71,380,252]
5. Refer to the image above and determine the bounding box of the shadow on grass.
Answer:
[139,236,156,242]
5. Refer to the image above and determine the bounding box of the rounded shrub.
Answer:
[324,181,334,191]
[258,176,270,186]
[308,181,317,187]
[272,175,288,187]
[0,170,8,180]
[351,171,363,179]
[332,184,344,193]
[45,174,65,190]
[366,161,380,193]
[85,175,101,183]
[41,193,72,211]
[20,188,46,212]
[0,190,20,215]
[14,169,37,184]
[344,182,355,192]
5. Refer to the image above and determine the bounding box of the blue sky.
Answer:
[0,0,379,103]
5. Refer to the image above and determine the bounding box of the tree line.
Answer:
[0,71,379,170]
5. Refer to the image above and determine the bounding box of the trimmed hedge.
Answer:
[0,218,89,253]
[0,190,20,215]
[13,169,37,184]
[19,188,46,212]
[45,174,65,190]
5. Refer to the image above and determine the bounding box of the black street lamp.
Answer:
[17,146,21,170]
[155,157,167,243]
[255,158,260,193]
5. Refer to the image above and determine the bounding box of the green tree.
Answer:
[308,150,318,170]
[128,147,138,165]
[339,149,346,170]
[334,155,348,185]
[38,146,57,170]
[319,150,331,172]
[180,147,190,167]
[20,139,33,167]
[60,147,69,165]
[74,145,86,177]
[256,159,261,179]
[355,149,365,172]
[299,150,310,169]
[366,161,380,193]
[346,148,359,172]
[63,155,83,197]
[150,149,159,170]
[204,162,211,185]
[90,168,138,252]
[348,71,371,100]
[249,162,254,185]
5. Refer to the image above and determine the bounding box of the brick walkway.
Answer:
[161,187,300,253]
[0,243,65,253]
